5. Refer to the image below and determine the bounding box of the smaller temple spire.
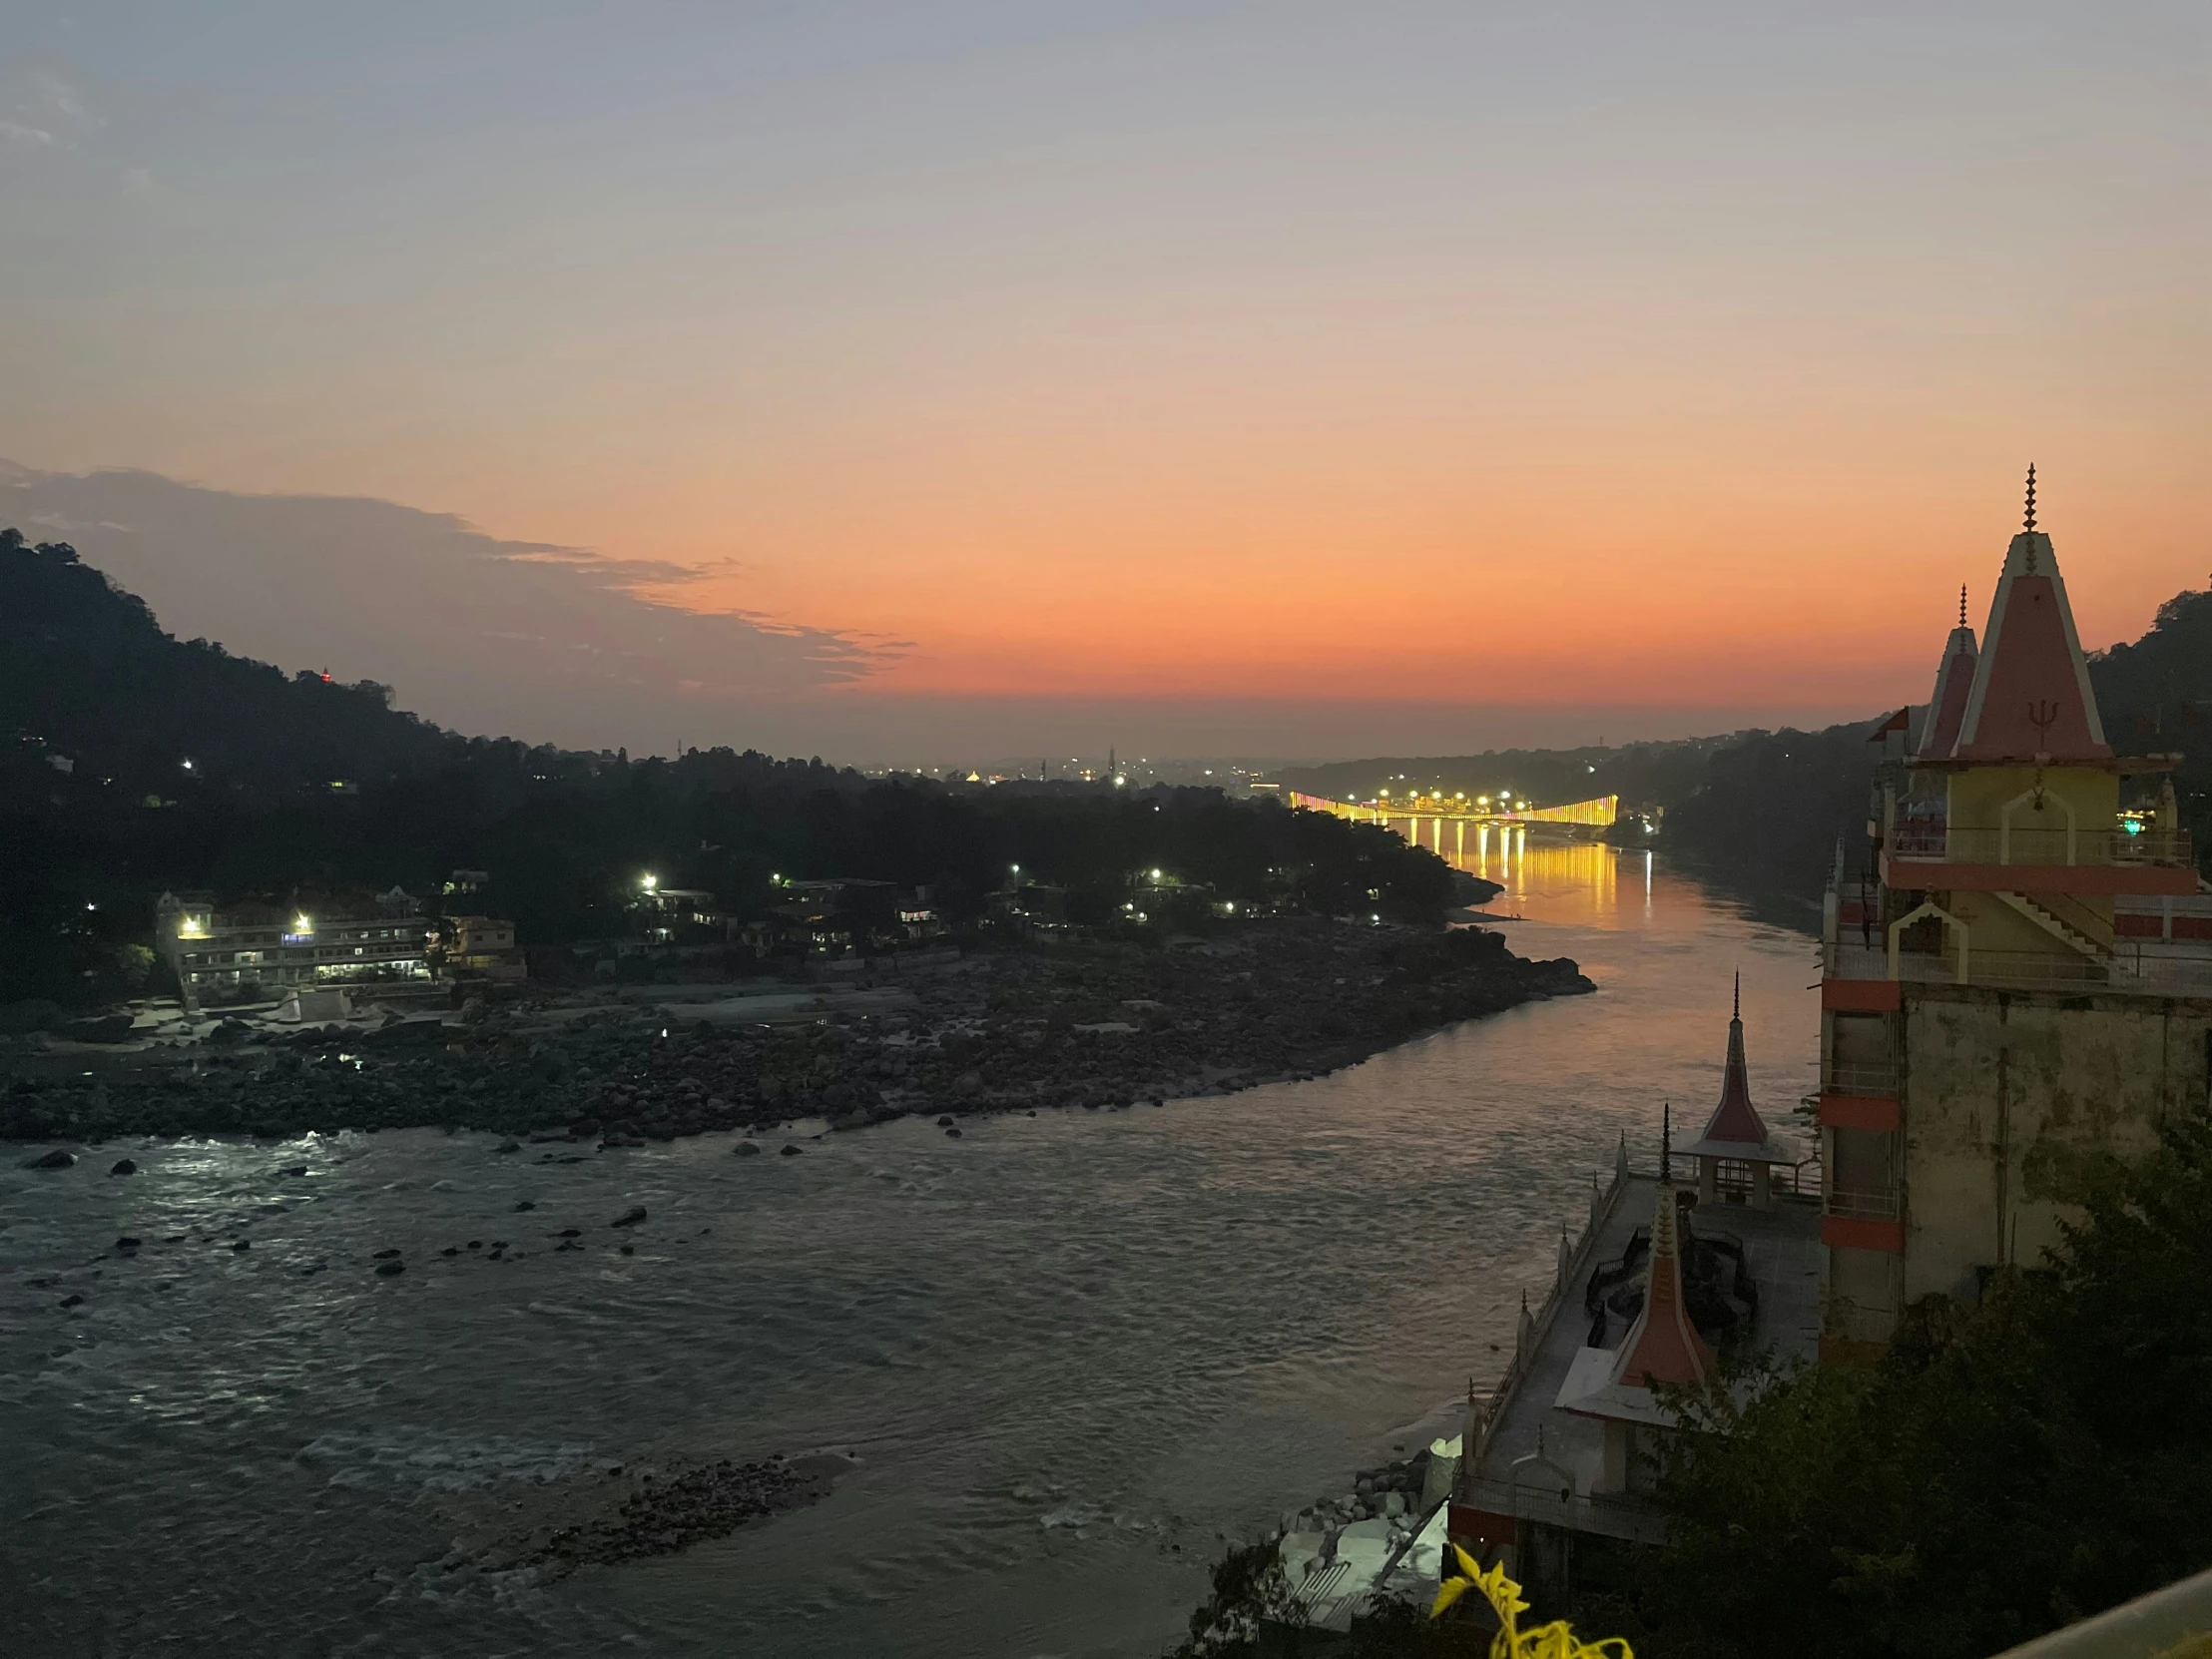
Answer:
[1683,976,1786,1159]
[1660,1101,1672,1184]
[1959,584,1968,628]
[2023,462,2037,532]
[1608,1184,1714,1388]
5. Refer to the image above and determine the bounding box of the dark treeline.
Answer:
[1,531,1457,1005]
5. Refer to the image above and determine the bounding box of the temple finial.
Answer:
[1959,584,1968,628]
[1661,1100,1672,1184]
[1733,970,1740,1021]
[2023,463,2037,532]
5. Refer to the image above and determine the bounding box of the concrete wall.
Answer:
[1946,764,2117,845]
[1901,984,2212,1304]
[1827,1246,1900,1346]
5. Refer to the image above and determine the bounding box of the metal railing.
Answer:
[1826,1187,1902,1222]
[1827,939,2212,999]
[1989,1562,2212,1657]
[1464,1476,1671,1546]
[1887,825,2193,868]
[1825,1060,1898,1097]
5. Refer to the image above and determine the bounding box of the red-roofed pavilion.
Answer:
[1680,975,1793,1208]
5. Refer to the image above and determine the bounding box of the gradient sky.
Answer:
[4,3,2208,762]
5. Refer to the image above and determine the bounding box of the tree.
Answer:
[1593,1114,2212,1659]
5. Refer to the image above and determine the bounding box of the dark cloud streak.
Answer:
[1,461,887,752]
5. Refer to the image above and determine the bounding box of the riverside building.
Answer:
[157,887,431,1008]
[1818,475,2212,1357]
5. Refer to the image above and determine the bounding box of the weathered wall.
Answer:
[1902,986,2212,1303]
[1826,1244,1901,1346]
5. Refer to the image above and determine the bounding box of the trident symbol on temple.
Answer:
[2026,699,2060,797]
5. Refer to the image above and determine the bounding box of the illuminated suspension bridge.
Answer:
[1289,790,1619,861]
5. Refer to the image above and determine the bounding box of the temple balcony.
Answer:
[1823,1059,1898,1098]
[1825,1185,1901,1223]
[1888,823,2191,866]
[1824,936,2212,1000]
[1883,823,2197,896]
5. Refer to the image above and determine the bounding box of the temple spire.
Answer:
[1686,976,1780,1154]
[1952,475,2109,764]
[1608,1185,1714,1388]
[2024,462,2037,532]
[1919,586,1981,760]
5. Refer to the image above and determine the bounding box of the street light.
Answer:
[641,874,658,891]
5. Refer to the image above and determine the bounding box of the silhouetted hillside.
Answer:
[1,528,467,796]
[1,532,1464,1006]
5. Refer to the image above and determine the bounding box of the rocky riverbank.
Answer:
[1,919,1591,1146]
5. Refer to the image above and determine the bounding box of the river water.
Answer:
[1,843,1817,1658]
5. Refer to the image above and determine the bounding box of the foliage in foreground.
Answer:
[1595,1113,2212,1659]
[1174,1114,2212,1659]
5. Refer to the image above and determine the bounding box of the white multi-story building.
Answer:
[157,886,430,1003]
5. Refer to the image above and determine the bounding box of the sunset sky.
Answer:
[4,3,2207,762]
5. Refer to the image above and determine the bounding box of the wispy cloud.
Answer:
[0,63,101,153]
[0,463,893,751]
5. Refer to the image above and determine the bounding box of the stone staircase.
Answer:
[1994,891,2110,961]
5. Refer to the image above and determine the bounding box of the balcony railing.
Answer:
[1827,938,2212,999]
[1826,1187,1902,1222]
[1825,1060,1898,1097]
[1463,1475,1671,1546]
[1887,824,2193,867]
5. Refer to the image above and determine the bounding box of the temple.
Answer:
[1678,975,1793,1207]
[1819,470,2212,1356]
[1551,1182,1715,1494]
[1444,989,1823,1593]
[1308,471,2211,1624]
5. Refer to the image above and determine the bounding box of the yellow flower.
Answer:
[1430,1544,1633,1658]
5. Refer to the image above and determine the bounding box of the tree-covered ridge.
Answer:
[1,528,465,793]
[1,531,1462,1005]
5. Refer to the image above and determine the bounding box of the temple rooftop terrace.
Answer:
[1458,1171,1823,1546]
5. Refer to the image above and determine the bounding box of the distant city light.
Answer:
[1150,868,1163,880]
[641,874,658,890]
[181,759,193,771]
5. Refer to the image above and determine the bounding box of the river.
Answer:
[0,843,1817,1658]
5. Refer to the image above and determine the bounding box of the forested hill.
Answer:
[1,528,471,795]
[1,532,1464,1006]
[1272,582,2212,904]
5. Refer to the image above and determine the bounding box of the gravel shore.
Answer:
[3,920,1592,1148]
